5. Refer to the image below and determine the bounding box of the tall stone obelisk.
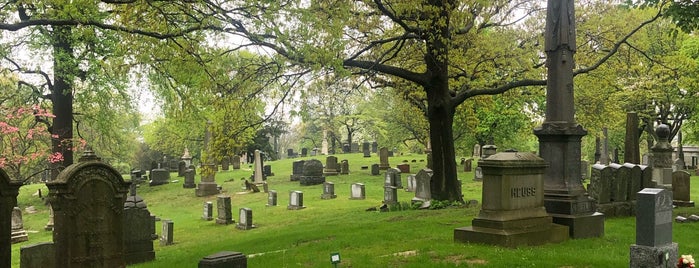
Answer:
[533,0,604,238]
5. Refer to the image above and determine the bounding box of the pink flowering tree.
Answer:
[0,105,65,182]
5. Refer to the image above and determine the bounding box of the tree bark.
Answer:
[50,25,75,180]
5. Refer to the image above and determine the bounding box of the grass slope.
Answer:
[10,153,699,267]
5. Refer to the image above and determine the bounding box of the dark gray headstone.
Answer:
[20,242,56,268]
[267,190,277,206]
[183,169,196,188]
[383,186,398,205]
[384,168,402,189]
[287,191,305,210]
[672,170,694,206]
[149,168,170,186]
[232,155,241,170]
[216,196,234,225]
[371,164,380,176]
[301,148,308,157]
[589,164,612,204]
[198,251,247,268]
[123,194,156,265]
[290,160,305,181]
[636,188,673,247]
[363,142,371,157]
[236,208,255,230]
[340,160,349,175]
[379,147,390,170]
[300,159,325,186]
[323,156,339,176]
[321,182,337,199]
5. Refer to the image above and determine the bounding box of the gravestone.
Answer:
[672,170,694,207]
[232,155,241,170]
[412,168,432,204]
[383,186,398,205]
[178,161,187,177]
[463,158,473,172]
[130,169,144,184]
[351,142,359,153]
[405,174,416,192]
[221,156,230,171]
[216,196,234,225]
[589,164,612,204]
[183,168,196,188]
[473,166,483,181]
[580,160,590,180]
[196,164,220,197]
[169,159,179,172]
[651,124,674,187]
[123,188,156,265]
[454,152,569,247]
[363,142,371,157]
[384,168,402,189]
[473,144,481,157]
[236,208,255,230]
[481,145,497,158]
[11,207,28,243]
[379,147,390,170]
[20,242,56,268]
[46,150,130,267]
[44,204,54,231]
[625,112,641,164]
[397,163,410,174]
[267,190,278,206]
[253,150,266,183]
[290,160,305,181]
[321,182,337,199]
[149,168,170,186]
[299,159,326,186]
[202,201,213,221]
[198,251,247,268]
[342,143,350,153]
[288,191,306,210]
[301,148,308,157]
[287,148,295,158]
[160,220,174,246]
[340,160,349,175]
[263,165,274,177]
[629,188,677,268]
[371,141,378,153]
[350,183,366,200]
[613,163,630,202]
[371,164,380,175]
[626,163,643,200]
[181,148,192,167]
[323,156,340,176]
[640,165,654,189]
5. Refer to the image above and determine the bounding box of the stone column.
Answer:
[533,0,604,239]
[624,112,640,164]
[0,168,22,268]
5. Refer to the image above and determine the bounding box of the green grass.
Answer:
[10,153,699,267]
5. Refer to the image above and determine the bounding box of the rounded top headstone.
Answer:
[303,159,324,176]
[655,124,670,140]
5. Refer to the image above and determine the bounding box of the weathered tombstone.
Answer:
[202,201,213,221]
[20,242,56,268]
[123,189,156,265]
[221,156,230,171]
[379,147,390,170]
[608,163,622,202]
[481,145,497,158]
[589,164,612,204]
[149,168,170,186]
[363,142,371,157]
[580,160,590,180]
[640,165,654,189]
[463,158,473,172]
[454,152,569,247]
[216,195,234,225]
[287,148,295,158]
[130,169,143,184]
[46,150,130,267]
[351,142,359,153]
[626,163,643,200]
[321,182,337,199]
[473,166,483,181]
[287,191,305,210]
[625,112,641,164]
[371,164,380,175]
[232,155,241,170]
[384,168,402,189]
[371,141,378,153]
[11,207,28,243]
[383,186,398,205]
[290,160,305,181]
[301,148,308,157]
[169,159,179,172]
[267,190,278,206]
[196,164,220,197]
[412,168,433,204]
[396,163,410,174]
[672,170,694,207]
[236,208,255,230]
[342,143,350,153]
[473,144,481,157]
[340,160,349,175]
[263,165,274,177]
[615,164,631,202]
[405,174,416,192]
[629,188,677,268]
[160,220,174,246]
[198,251,247,268]
[349,183,366,200]
[183,168,196,188]
[651,124,674,187]
[177,161,187,177]
[323,156,339,176]
[642,154,650,166]
[299,159,326,186]
[253,150,266,183]
[181,148,192,167]
[44,204,54,231]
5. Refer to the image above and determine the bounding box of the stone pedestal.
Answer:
[11,207,28,243]
[454,152,569,247]
[629,243,678,268]
[196,164,220,197]
[1,169,22,268]
[198,251,247,268]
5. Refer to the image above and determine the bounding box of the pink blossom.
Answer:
[48,152,64,163]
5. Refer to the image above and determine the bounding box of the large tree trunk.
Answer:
[50,25,75,180]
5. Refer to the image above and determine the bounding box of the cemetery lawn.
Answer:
[11,153,699,267]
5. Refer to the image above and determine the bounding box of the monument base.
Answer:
[378,165,390,170]
[629,243,678,268]
[322,170,339,176]
[236,224,256,230]
[299,176,325,186]
[11,229,28,243]
[198,251,247,268]
[183,182,196,189]
[215,218,234,225]
[124,250,155,265]
[196,182,220,197]
[321,194,337,199]
[673,200,695,207]
[596,201,636,217]
[454,217,569,248]
[550,212,605,239]
[287,205,306,210]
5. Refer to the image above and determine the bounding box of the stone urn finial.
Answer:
[655,124,670,141]
[79,146,101,162]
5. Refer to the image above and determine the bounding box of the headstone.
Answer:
[473,144,481,158]
[371,164,380,175]
[454,152,569,247]
[202,202,214,221]
[321,182,337,199]
[340,160,349,175]
[383,186,398,205]
[323,156,339,176]
[253,150,266,183]
[267,190,278,206]
[46,150,130,267]
[349,183,366,200]
[130,169,143,184]
[177,161,187,177]
[301,148,308,157]
[384,168,402,189]
[290,160,305,181]
[463,158,473,172]
[149,168,170,186]
[181,148,192,167]
[351,142,359,153]
[263,165,274,177]
[580,160,590,180]
[672,170,694,207]
[183,168,196,188]
[473,166,483,181]
[287,148,295,158]
[160,220,174,246]
[169,159,179,172]
[673,158,686,172]
[299,159,326,186]
[642,154,650,166]
[287,191,306,210]
[481,145,497,158]
[379,147,390,170]
[44,204,54,231]
[216,195,234,225]
[11,207,28,243]
[412,169,433,204]
[651,124,673,187]
[372,141,378,153]
[196,164,220,197]
[342,143,350,153]
[405,174,416,192]
[640,165,654,189]
[221,156,230,171]
[236,208,255,230]
[589,164,612,204]
[232,155,241,170]
[198,251,247,268]
[363,142,371,157]
[626,163,643,200]
[625,112,641,164]
[614,163,630,202]
[629,188,677,268]
[123,191,156,265]
[396,163,410,174]
[20,242,56,268]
